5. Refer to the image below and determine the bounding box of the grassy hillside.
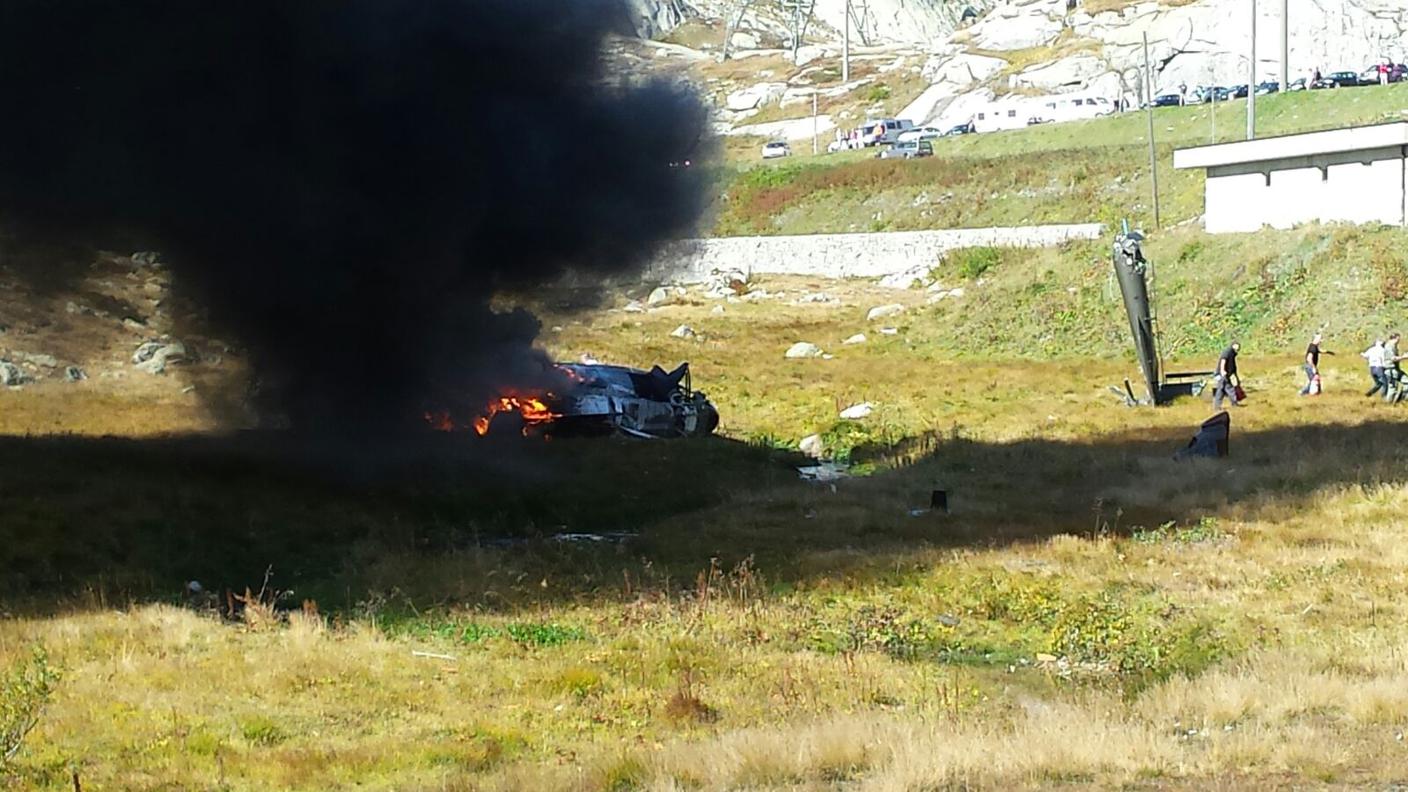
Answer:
[714,82,1408,235]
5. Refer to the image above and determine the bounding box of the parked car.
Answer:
[1255,81,1280,96]
[1285,78,1307,91]
[1228,83,1250,98]
[896,126,943,143]
[1359,64,1407,84]
[1194,85,1231,103]
[760,140,790,159]
[1320,71,1363,88]
[876,139,933,160]
[860,118,915,146]
[945,121,975,136]
[1151,93,1182,107]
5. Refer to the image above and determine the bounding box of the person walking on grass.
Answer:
[1212,341,1242,410]
[1383,332,1403,400]
[1300,332,1333,395]
[1362,338,1390,398]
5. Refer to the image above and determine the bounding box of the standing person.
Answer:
[1299,332,1333,395]
[1381,61,1391,86]
[1212,341,1242,410]
[1384,332,1403,400]
[1179,82,1188,105]
[1362,339,1389,397]
[1313,67,1322,86]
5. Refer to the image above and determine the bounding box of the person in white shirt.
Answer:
[1362,339,1389,398]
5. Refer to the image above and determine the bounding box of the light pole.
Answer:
[1247,0,1257,140]
[1280,0,1288,91]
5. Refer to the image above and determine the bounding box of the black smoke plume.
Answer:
[0,0,711,434]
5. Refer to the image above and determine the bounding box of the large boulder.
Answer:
[625,0,683,39]
[966,1,1064,50]
[725,82,789,112]
[0,361,29,386]
[132,339,187,375]
[1013,55,1109,90]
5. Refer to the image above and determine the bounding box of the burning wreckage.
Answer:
[432,362,719,439]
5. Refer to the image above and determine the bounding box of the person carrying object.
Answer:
[1211,341,1242,410]
[1362,338,1390,398]
[1300,332,1333,395]
[1384,332,1404,400]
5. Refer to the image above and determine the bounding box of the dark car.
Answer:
[1151,93,1182,107]
[1195,85,1231,103]
[1321,70,1363,88]
[1228,84,1250,98]
[1255,80,1280,95]
[1285,78,1307,91]
[876,139,933,160]
[945,121,975,136]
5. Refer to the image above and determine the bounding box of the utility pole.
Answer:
[1247,0,1257,140]
[1280,0,1288,90]
[842,0,850,83]
[1143,33,1162,229]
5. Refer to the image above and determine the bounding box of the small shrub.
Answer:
[506,622,586,647]
[238,714,286,747]
[950,246,1003,280]
[1176,240,1206,265]
[0,646,58,765]
[866,85,891,102]
[551,667,605,699]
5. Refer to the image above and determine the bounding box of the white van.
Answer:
[861,118,915,146]
[1027,95,1113,124]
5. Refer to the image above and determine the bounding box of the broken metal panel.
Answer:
[1175,411,1230,459]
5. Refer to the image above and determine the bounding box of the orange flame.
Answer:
[472,395,556,435]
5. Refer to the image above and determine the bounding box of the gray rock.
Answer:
[132,339,187,375]
[131,251,162,267]
[0,361,30,386]
[64,366,86,382]
[843,333,867,345]
[784,341,824,359]
[839,402,874,420]
[799,433,825,458]
[646,286,673,307]
[17,352,58,368]
[730,31,759,50]
[623,299,645,313]
[866,303,905,321]
[670,324,696,339]
[710,305,726,315]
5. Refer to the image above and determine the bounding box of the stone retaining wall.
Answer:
[647,224,1105,282]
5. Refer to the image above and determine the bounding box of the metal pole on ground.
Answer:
[1248,0,1257,140]
[812,92,818,155]
[1143,33,1162,229]
[1280,0,1289,91]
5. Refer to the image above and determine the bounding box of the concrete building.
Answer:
[1173,122,1408,234]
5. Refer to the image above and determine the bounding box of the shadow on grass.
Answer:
[2,415,1406,611]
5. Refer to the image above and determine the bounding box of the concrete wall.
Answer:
[647,224,1105,282]
[1202,147,1408,234]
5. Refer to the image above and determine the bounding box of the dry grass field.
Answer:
[5,240,1408,789]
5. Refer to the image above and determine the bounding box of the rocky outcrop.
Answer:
[625,0,684,39]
